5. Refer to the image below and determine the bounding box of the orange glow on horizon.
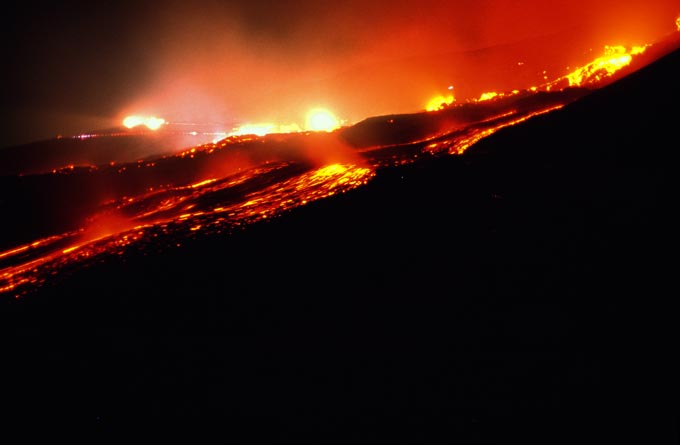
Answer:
[123,115,166,130]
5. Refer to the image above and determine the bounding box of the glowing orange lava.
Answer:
[446,42,651,107]
[0,157,375,297]
[426,94,455,111]
[562,45,648,87]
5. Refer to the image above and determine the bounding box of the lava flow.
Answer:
[2,25,678,298]
[0,159,374,296]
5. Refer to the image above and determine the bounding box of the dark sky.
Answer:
[1,0,678,148]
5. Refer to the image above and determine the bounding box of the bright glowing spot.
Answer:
[190,179,217,189]
[312,163,348,179]
[676,15,680,31]
[477,92,499,102]
[564,45,647,87]
[425,95,455,111]
[630,45,647,55]
[305,109,340,132]
[123,115,166,130]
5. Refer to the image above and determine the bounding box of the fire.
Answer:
[426,94,455,111]
[123,115,166,130]
[563,45,648,87]
[477,92,499,102]
[676,15,680,31]
[306,109,341,132]
[431,42,652,107]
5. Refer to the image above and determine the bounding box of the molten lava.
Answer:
[426,94,455,111]
[453,42,652,106]
[0,159,374,297]
[562,45,648,87]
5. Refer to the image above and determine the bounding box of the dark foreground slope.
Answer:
[2,50,679,441]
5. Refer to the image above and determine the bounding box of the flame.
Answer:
[562,45,648,87]
[426,94,455,111]
[477,92,499,102]
[123,115,166,130]
[305,109,340,132]
[455,43,651,105]
[676,15,680,31]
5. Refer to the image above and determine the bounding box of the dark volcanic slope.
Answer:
[0,127,211,176]
[2,50,678,441]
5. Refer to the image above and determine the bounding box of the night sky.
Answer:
[1,0,678,148]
